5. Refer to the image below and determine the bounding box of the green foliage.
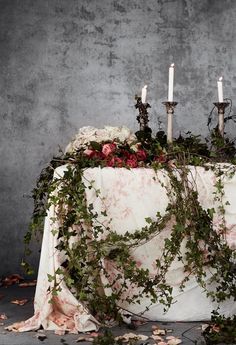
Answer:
[23,130,236,330]
[203,311,236,344]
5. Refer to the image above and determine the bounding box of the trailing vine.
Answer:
[23,127,236,326]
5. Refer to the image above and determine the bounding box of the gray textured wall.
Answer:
[0,0,236,275]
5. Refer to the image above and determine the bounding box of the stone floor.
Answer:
[0,284,208,345]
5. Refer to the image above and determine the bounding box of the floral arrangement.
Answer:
[23,124,236,344]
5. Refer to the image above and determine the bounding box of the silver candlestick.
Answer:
[162,101,178,144]
[213,102,230,137]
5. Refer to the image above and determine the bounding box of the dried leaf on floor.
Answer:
[10,299,28,306]
[115,332,149,342]
[0,314,7,320]
[151,334,164,341]
[153,328,166,335]
[167,337,182,345]
[2,274,24,286]
[19,280,37,288]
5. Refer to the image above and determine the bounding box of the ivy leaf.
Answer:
[90,141,102,151]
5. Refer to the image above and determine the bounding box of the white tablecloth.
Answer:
[13,165,236,332]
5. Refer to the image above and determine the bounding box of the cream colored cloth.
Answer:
[12,165,236,332]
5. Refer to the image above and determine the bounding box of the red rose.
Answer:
[90,151,105,160]
[102,143,116,157]
[136,149,147,161]
[106,157,115,167]
[126,154,138,168]
[106,157,123,167]
[120,150,131,159]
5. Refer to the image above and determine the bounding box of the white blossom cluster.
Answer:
[65,126,136,153]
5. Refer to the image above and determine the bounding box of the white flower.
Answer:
[65,126,136,154]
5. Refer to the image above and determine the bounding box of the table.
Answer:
[11,165,236,332]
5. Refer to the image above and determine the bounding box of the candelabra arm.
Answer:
[135,96,151,131]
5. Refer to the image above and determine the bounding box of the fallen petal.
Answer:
[167,338,182,345]
[10,299,28,306]
[153,329,166,335]
[0,314,7,320]
[201,324,209,331]
[2,274,24,286]
[151,334,163,341]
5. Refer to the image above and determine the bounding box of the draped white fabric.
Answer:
[13,165,236,332]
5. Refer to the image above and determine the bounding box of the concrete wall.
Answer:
[0,0,236,275]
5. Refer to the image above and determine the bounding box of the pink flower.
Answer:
[102,143,116,157]
[126,154,138,168]
[136,149,147,161]
[84,149,95,157]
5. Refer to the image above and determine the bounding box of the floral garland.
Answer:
[24,125,236,326]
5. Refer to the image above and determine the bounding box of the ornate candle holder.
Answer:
[162,101,178,144]
[135,96,151,131]
[213,101,230,137]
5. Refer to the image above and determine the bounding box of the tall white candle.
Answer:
[168,63,175,102]
[217,77,224,103]
[141,85,147,103]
